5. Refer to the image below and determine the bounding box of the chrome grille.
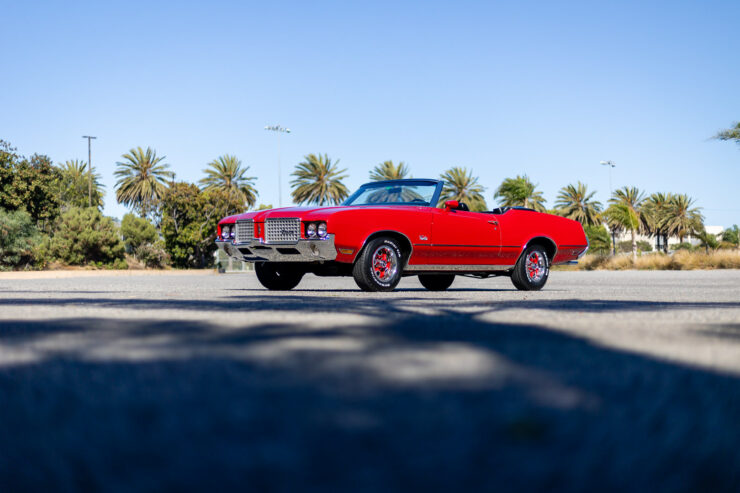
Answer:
[235,219,254,243]
[265,217,300,243]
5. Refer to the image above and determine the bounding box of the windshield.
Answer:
[343,181,439,206]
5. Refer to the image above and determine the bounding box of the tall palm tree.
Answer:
[641,192,673,252]
[494,175,546,212]
[664,194,703,243]
[115,147,174,218]
[57,159,105,209]
[199,155,258,208]
[369,160,410,181]
[290,153,349,206]
[438,167,487,211]
[605,186,645,261]
[554,182,602,226]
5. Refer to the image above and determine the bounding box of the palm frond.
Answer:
[438,167,487,211]
[290,153,349,206]
[369,161,410,181]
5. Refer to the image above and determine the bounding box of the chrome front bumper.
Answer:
[216,235,337,263]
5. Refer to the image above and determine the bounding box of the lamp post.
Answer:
[264,125,291,207]
[600,160,616,255]
[82,136,97,207]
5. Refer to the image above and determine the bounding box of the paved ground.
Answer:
[1,270,739,492]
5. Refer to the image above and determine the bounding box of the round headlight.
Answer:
[317,222,327,237]
[306,223,317,237]
[222,225,231,239]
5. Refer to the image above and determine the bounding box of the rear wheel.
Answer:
[418,274,455,291]
[353,237,404,292]
[511,245,549,291]
[255,262,304,290]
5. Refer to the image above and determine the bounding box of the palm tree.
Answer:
[554,182,602,226]
[438,167,487,211]
[115,147,174,218]
[641,192,673,252]
[369,161,410,181]
[57,159,105,209]
[714,121,740,146]
[290,153,349,206]
[605,186,645,262]
[199,155,258,208]
[494,175,546,212]
[695,227,718,254]
[664,194,703,243]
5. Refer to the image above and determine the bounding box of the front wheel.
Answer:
[255,262,304,290]
[510,245,549,291]
[418,274,455,291]
[352,237,405,292]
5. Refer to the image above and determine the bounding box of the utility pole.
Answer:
[600,160,616,255]
[82,136,97,207]
[264,125,291,207]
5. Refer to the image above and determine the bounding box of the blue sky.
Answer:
[2,0,739,226]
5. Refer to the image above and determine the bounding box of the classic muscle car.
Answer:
[215,179,588,292]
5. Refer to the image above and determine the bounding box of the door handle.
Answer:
[488,220,498,225]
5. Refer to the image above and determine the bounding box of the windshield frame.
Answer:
[342,179,444,208]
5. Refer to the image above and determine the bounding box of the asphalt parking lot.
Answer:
[1,270,739,492]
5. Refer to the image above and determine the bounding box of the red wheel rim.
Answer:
[525,251,546,282]
[371,246,398,282]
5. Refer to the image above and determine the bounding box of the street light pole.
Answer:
[600,160,616,255]
[264,125,291,207]
[82,136,97,208]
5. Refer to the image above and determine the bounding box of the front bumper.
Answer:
[216,235,338,263]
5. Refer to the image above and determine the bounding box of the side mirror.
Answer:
[444,200,459,211]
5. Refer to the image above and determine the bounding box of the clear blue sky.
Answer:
[2,0,739,226]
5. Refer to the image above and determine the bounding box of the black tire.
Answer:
[352,237,405,292]
[418,274,455,291]
[255,262,304,291]
[511,245,549,291]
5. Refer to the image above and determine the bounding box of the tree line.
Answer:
[1,120,738,270]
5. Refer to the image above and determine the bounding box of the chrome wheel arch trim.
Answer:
[516,235,558,266]
[355,230,414,267]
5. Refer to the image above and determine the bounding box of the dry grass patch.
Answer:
[563,250,740,271]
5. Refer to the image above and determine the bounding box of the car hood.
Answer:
[218,205,429,224]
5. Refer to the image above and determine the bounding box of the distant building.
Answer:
[608,225,724,251]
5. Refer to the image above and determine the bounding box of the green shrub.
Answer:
[721,225,738,246]
[584,225,611,255]
[121,213,157,251]
[45,207,125,266]
[161,183,243,268]
[135,242,170,268]
[0,208,39,270]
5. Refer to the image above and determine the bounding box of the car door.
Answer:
[427,208,502,265]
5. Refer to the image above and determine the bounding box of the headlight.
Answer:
[221,225,231,239]
[306,223,317,237]
[317,222,327,238]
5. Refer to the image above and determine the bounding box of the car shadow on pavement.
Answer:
[0,296,739,492]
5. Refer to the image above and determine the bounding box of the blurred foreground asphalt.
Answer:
[0,270,739,492]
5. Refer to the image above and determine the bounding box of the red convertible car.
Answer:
[216,179,588,292]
